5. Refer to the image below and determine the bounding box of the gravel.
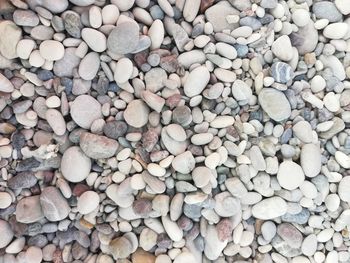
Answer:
[0,1,350,262]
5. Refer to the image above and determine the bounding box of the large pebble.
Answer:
[231,79,252,102]
[80,132,118,159]
[272,35,293,61]
[277,161,305,190]
[252,197,287,219]
[338,176,350,202]
[323,23,349,39]
[81,28,107,52]
[39,40,64,61]
[114,57,133,84]
[293,121,313,143]
[78,52,100,80]
[184,66,210,97]
[277,223,303,248]
[300,144,321,178]
[16,195,44,223]
[61,146,91,183]
[258,88,291,121]
[124,100,150,128]
[77,191,99,215]
[0,192,12,209]
[0,219,14,248]
[45,109,66,136]
[171,151,195,174]
[0,73,14,93]
[70,95,102,129]
[107,21,139,54]
[312,1,342,22]
[204,225,228,260]
[40,186,70,221]
[161,216,183,242]
[205,3,239,32]
[0,20,22,59]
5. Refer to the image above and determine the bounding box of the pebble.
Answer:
[0,192,12,209]
[277,223,303,248]
[40,186,70,221]
[184,66,210,97]
[7,171,38,189]
[300,144,321,178]
[0,219,14,248]
[277,161,305,190]
[16,195,44,223]
[61,146,91,183]
[78,52,100,80]
[124,100,150,128]
[323,23,349,39]
[77,191,99,215]
[79,132,119,159]
[172,151,195,174]
[107,20,139,54]
[272,35,293,61]
[0,20,22,59]
[70,95,102,129]
[252,197,287,220]
[45,109,66,136]
[114,57,133,84]
[338,176,350,202]
[293,121,313,143]
[205,3,239,32]
[13,10,39,27]
[292,9,310,28]
[312,1,342,22]
[270,62,294,83]
[25,246,43,263]
[301,234,317,256]
[0,72,14,93]
[39,40,64,61]
[258,88,291,121]
[81,28,107,52]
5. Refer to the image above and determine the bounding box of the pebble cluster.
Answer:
[0,0,350,262]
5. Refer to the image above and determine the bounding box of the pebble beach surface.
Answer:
[0,0,350,262]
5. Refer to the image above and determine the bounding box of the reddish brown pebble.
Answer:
[132,198,153,216]
[216,218,233,242]
[73,184,90,197]
[165,94,182,109]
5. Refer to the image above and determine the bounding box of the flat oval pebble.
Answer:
[61,146,91,183]
[107,21,139,54]
[0,192,12,209]
[70,95,102,129]
[45,109,66,136]
[77,191,99,214]
[81,28,107,52]
[252,197,287,220]
[258,88,291,121]
[114,57,133,83]
[0,73,14,93]
[124,100,150,128]
[300,144,321,177]
[78,52,100,80]
[184,66,210,97]
[40,186,70,222]
[39,40,65,61]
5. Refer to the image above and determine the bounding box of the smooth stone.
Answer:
[277,161,305,190]
[301,234,317,256]
[335,0,350,15]
[214,192,241,217]
[323,23,349,39]
[293,121,313,143]
[13,10,39,27]
[114,57,133,84]
[277,223,303,248]
[258,88,291,121]
[45,109,66,136]
[53,47,81,77]
[184,66,210,97]
[204,225,228,260]
[131,248,156,263]
[325,194,340,212]
[289,21,318,55]
[161,216,183,242]
[107,21,139,54]
[261,221,277,241]
[272,35,293,61]
[69,0,95,6]
[0,219,14,248]
[39,40,64,61]
[205,3,239,32]
[300,144,321,178]
[77,191,99,215]
[109,236,132,259]
[27,0,68,13]
[70,95,102,129]
[81,28,107,52]
[192,166,212,188]
[25,246,43,263]
[252,197,287,219]
[292,9,310,27]
[103,120,128,139]
[312,1,342,22]
[144,67,167,92]
[16,39,35,60]
[335,151,350,169]
[0,20,22,59]
[161,128,188,156]
[172,151,195,174]
[62,10,82,38]
[148,19,164,50]
[79,132,119,159]
[0,72,14,93]
[61,146,91,183]
[40,186,70,221]
[8,172,38,189]
[231,79,252,102]
[16,195,44,223]
[319,55,346,81]
[270,62,294,83]
[124,100,150,128]
[0,192,12,209]
[172,24,190,52]
[324,92,340,112]
[165,124,187,142]
[78,52,100,80]
[338,176,350,202]
[102,4,120,24]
